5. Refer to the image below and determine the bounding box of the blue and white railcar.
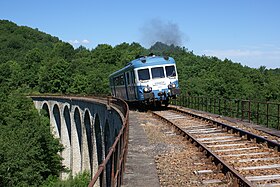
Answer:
[109,55,180,106]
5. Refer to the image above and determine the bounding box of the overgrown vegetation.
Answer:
[0,19,280,185]
[42,172,90,187]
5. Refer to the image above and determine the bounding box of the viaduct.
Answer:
[31,96,128,185]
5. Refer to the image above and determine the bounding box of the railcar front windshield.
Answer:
[138,68,150,81]
[165,65,176,77]
[151,67,165,79]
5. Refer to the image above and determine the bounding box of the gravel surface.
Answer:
[157,108,280,186]
[135,110,231,186]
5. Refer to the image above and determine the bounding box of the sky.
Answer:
[1,0,279,69]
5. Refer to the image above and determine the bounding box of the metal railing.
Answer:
[175,94,280,129]
[88,97,129,187]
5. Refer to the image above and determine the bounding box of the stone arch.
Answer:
[104,119,112,186]
[74,108,82,151]
[72,107,82,175]
[94,114,103,165]
[104,120,111,156]
[42,103,50,118]
[113,129,119,174]
[61,105,72,179]
[82,109,91,172]
[63,106,71,144]
[88,113,99,185]
[53,104,61,138]
[94,114,104,185]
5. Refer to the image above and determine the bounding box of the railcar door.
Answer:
[125,71,136,101]
[111,77,116,97]
[126,71,135,101]
[125,72,130,100]
[131,71,137,100]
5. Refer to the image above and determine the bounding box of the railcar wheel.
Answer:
[164,101,169,107]
[153,101,162,109]
[163,98,169,108]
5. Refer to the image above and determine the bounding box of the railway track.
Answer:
[151,107,280,187]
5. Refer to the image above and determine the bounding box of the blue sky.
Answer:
[1,0,279,69]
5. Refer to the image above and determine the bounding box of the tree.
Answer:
[38,58,71,93]
[0,92,63,186]
[19,48,44,89]
[91,44,117,65]
[52,43,74,61]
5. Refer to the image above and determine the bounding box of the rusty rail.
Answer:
[171,106,280,151]
[151,110,253,187]
[176,95,280,129]
[88,97,129,187]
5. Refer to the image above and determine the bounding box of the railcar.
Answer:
[109,55,180,107]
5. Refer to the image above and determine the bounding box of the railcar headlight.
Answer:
[168,83,176,89]
[143,86,152,93]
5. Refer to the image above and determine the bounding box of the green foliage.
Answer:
[52,43,74,61]
[1,18,280,185]
[0,91,63,186]
[0,20,59,64]
[1,19,280,101]
[39,58,71,93]
[42,172,90,187]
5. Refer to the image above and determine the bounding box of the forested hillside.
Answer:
[0,19,280,185]
[1,20,280,101]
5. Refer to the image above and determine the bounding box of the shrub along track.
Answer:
[149,106,280,187]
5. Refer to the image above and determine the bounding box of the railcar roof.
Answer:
[109,56,175,78]
[130,56,175,68]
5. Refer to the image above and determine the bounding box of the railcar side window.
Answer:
[165,65,176,77]
[151,67,165,79]
[120,75,124,85]
[138,69,150,81]
[114,77,119,85]
[126,72,130,85]
[132,71,136,83]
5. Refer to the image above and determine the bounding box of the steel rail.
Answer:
[151,110,254,187]
[170,106,280,152]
